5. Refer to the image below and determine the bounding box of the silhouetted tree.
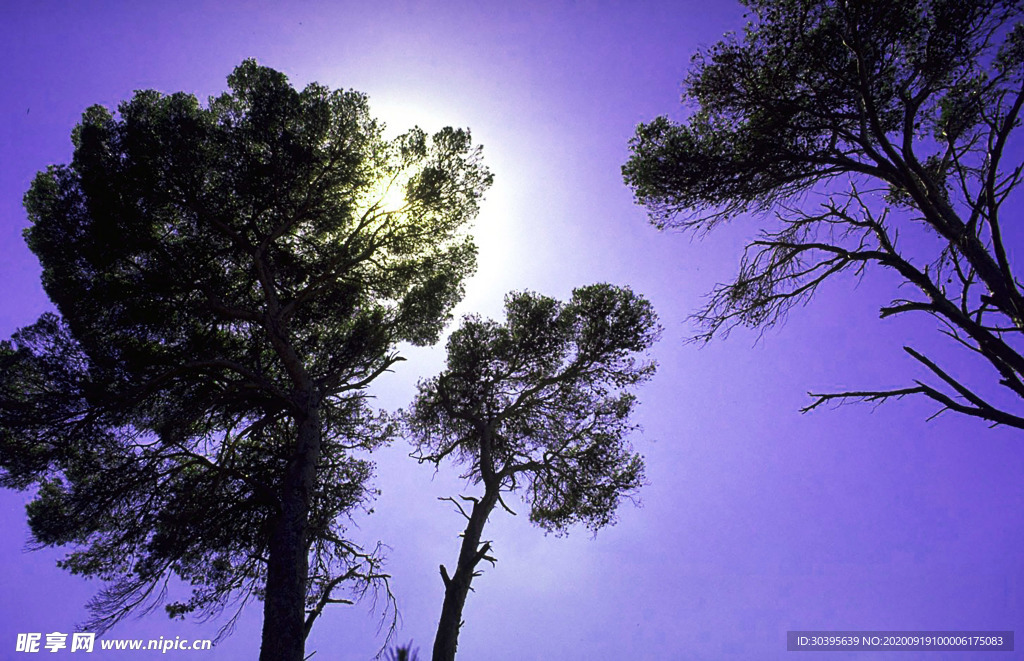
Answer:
[0,59,492,661]
[406,284,660,661]
[386,641,422,661]
[624,0,1024,428]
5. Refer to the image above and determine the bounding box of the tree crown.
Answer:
[623,0,1024,429]
[2,59,492,636]
[624,0,1024,229]
[407,284,660,533]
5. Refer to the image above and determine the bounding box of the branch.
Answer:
[322,354,406,396]
[802,346,1024,430]
[981,80,1024,326]
[439,496,472,521]
[472,541,497,568]
[878,301,939,318]
[801,386,929,413]
[303,570,358,639]
[495,492,518,516]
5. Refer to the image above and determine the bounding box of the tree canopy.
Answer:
[623,0,1024,428]
[405,284,660,661]
[0,59,492,661]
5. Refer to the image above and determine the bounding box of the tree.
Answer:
[405,284,660,661]
[623,0,1024,428]
[386,641,423,661]
[0,60,492,661]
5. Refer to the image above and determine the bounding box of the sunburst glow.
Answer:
[373,176,410,215]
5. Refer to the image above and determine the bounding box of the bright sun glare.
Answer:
[375,178,409,215]
[365,94,514,314]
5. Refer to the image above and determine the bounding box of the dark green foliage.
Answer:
[1,59,491,656]
[625,0,1024,227]
[407,284,659,661]
[624,0,1024,428]
[409,284,659,533]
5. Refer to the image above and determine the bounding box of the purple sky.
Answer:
[2,2,1022,659]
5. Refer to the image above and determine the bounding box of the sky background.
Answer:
[1,1,1022,659]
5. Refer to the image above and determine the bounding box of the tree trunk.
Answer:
[259,405,321,661]
[432,489,499,661]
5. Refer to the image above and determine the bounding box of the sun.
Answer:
[375,176,410,215]
[344,89,515,313]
